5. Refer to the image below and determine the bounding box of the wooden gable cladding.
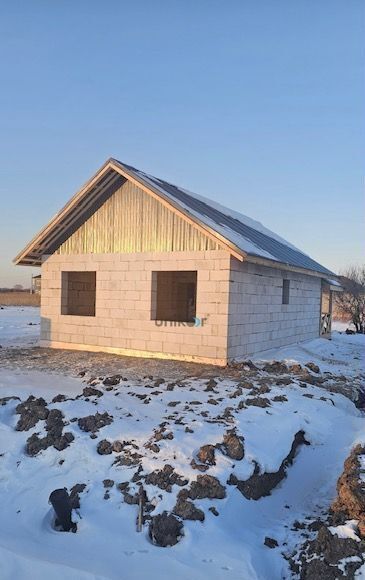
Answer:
[56,180,221,255]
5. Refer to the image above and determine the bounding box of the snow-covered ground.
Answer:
[0,308,364,580]
[0,306,40,347]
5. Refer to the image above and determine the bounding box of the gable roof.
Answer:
[14,158,335,277]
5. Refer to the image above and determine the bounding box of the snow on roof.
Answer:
[324,278,343,288]
[117,160,335,276]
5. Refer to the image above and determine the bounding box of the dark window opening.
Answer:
[61,271,96,316]
[282,279,290,305]
[151,271,197,322]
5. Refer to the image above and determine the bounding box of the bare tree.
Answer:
[336,265,365,333]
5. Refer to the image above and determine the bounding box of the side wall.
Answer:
[40,250,231,365]
[228,259,322,360]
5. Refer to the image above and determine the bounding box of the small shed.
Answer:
[14,158,339,365]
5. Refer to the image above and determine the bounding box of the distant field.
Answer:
[0,292,40,306]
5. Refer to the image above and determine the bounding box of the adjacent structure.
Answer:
[14,158,340,365]
[31,274,42,295]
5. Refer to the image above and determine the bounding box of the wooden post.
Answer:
[137,485,147,532]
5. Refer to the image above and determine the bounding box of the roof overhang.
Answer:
[240,255,340,281]
[14,158,338,283]
[14,159,246,266]
[323,278,343,292]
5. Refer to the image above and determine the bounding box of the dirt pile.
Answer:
[331,444,365,536]
[245,397,271,408]
[298,525,364,579]
[149,512,184,547]
[26,409,74,455]
[231,430,309,500]
[192,444,216,471]
[69,483,87,509]
[187,475,226,500]
[145,423,174,453]
[294,445,365,578]
[15,396,49,431]
[145,464,188,492]
[174,491,205,521]
[0,396,20,406]
[221,429,244,460]
[77,412,113,433]
[102,375,121,387]
[81,386,103,398]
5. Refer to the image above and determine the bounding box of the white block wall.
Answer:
[227,258,322,360]
[40,250,231,365]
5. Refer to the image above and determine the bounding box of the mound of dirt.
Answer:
[0,396,20,406]
[204,378,218,392]
[145,464,188,492]
[26,409,74,456]
[262,361,288,374]
[331,444,365,537]
[51,394,69,403]
[232,430,309,500]
[97,440,113,455]
[77,412,113,433]
[221,429,244,460]
[298,525,364,579]
[69,483,87,509]
[15,396,49,431]
[245,397,271,408]
[187,475,226,500]
[81,386,103,398]
[174,493,205,521]
[196,444,216,466]
[305,362,320,374]
[149,512,184,547]
[103,375,121,386]
[293,445,365,578]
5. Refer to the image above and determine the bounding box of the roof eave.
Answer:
[14,158,246,266]
[13,158,117,266]
[243,254,337,279]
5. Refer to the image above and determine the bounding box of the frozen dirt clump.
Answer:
[69,483,87,509]
[0,396,20,406]
[15,396,49,431]
[196,444,216,467]
[305,362,320,374]
[231,430,309,500]
[331,444,365,537]
[204,378,218,392]
[245,397,271,408]
[264,537,278,549]
[81,386,103,398]
[174,491,205,521]
[187,475,226,500]
[145,464,188,492]
[294,445,365,578]
[262,361,288,374]
[77,412,113,433]
[97,440,113,455]
[298,525,364,579]
[103,375,121,387]
[26,409,74,456]
[51,394,68,403]
[149,512,184,547]
[221,429,244,460]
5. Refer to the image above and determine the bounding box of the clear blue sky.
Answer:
[0,1,363,287]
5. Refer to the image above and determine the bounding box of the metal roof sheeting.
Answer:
[115,160,335,276]
[14,157,336,277]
